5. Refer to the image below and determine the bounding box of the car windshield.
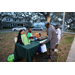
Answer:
[34,27,41,28]
[37,27,41,28]
[16,26,23,28]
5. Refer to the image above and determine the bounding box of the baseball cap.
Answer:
[38,32,41,34]
[45,21,49,25]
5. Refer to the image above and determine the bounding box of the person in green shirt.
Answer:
[27,28,34,39]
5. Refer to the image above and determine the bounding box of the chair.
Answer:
[14,36,18,43]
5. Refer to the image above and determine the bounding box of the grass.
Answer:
[0,29,11,31]
[61,36,74,44]
[58,48,61,51]
[64,47,67,50]
[0,39,5,41]
[0,32,75,62]
[65,36,74,43]
[59,44,62,46]
[63,35,67,36]
[50,34,75,62]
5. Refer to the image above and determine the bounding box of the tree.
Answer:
[0,12,75,30]
[40,12,51,22]
[0,12,3,30]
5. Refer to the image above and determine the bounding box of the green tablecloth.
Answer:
[14,41,50,62]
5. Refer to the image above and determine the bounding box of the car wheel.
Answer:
[33,29,35,31]
[14,29,17,31]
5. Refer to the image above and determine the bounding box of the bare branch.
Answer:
[47,12,50,16]
[40,12,50,19]
[39,12,47,18]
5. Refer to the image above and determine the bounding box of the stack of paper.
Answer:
[39,39,47,43]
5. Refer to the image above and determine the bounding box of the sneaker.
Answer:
[50,56,53,59]
[45,55,53,59]
[54,49,58,52]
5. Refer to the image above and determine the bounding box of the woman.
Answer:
[17,29,24,45]
[17,29,30,45]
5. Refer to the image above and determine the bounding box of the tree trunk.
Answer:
[46,12,51,23]
[0,21,2,30]
[0,23,1,30]
[39,12,51,34]
[46,16,51,23]
[40,12,51,23]
[0,12,3,30]
[46,14,51,35]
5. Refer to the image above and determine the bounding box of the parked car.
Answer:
[32,27,43,31]
[12,26,26,31]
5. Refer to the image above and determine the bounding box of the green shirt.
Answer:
[21,34,30,45]
[27,33,32,38]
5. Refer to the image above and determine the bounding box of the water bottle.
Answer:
[30,40,32,42]
[34,36,36,41]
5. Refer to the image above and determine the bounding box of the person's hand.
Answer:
[32,39,34,41]
[33,36,35,37]
[37,37,40,39]
[41,42,45,45]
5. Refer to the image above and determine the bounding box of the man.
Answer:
[41,21,58,59]
[54,25,61,52]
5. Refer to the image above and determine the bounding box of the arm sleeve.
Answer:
[29,36,34,39]
[58,29,61,40]
[44,29,52,43]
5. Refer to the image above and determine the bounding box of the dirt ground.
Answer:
[0,31,75,62]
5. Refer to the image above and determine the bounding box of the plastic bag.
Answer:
[7,54,14,62]
[41,44,47,53]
